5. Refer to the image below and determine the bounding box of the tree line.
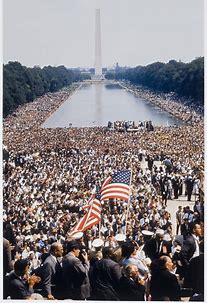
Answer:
[3,58,204,117]
[3,61,90,117]
[105,57,204,104]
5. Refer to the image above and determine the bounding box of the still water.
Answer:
[42,83,183,128]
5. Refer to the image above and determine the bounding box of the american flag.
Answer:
[101,170,131,201]
[82,194,95,211]
[82,197,101,230]
[70,194,101,235]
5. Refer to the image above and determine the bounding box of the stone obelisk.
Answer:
[95,8,102,78]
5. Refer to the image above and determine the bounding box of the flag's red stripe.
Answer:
[101,185,129,193]
[101,176,112,188]
[101,193,129,201]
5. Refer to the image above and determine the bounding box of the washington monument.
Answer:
[94,8,103,79]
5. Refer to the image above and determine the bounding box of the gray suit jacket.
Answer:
[62,252,90,299]
[39,254,62,298]
[4,272,34,299]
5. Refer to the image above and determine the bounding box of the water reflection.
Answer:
[42,83,183,128]
[94,83,103,125]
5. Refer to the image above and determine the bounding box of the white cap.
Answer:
[115,234,126,242]
[25,235,31,241]
[163,234,172,241]
[42,234,47,241]
[30,293,44,300]
[142,230,154,236]
[71,232,83,239]
[92,238,104,248]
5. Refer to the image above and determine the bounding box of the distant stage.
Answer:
[42,83,184,128]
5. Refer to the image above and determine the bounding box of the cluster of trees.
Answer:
[3,62,90,117]
[3,58,204,117]
[105,57,204,104]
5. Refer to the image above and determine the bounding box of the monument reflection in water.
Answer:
[42,83,183,128]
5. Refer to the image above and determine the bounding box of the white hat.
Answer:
[25,235,31,241]
[71,232,83,239]
[29,293,44,300]
[42,234,47,241]
[163,234,172,242]
[142,230,154,236]
[92,238,104,248]
[115,234,126,242]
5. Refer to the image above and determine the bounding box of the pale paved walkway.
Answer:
[140,159,195,235]
[140,160,193,301]
[166,195,195,235]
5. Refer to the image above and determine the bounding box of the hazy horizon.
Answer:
[3,57,203,70]
[3,0,204,69]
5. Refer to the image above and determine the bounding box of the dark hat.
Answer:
[102,247,114,258]
[14,258,30,273]
[67,240,81,252]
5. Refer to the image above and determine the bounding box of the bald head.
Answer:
[50,242,63,257]
[159,255,174,271]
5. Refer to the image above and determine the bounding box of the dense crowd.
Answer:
[3,83,204,301]
[120,82,203,124]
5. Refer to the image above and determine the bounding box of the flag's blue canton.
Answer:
[95,185,102,200]
[96,191,101,200]
[111,170,131,185]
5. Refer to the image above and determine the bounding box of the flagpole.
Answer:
[124,169,133,235]
[99,220,101,238]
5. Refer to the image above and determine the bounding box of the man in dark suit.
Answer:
[143,229,171,261]
[62,239,90,300]
[3,220,16,246]
[181,218,189,238]
[89,247,122,300]
[118,264,145,300]
[146,155,154,171]
[38,242,64,299]
[185,176,194,201]
[176,206,183,235]
[3,237,12,276]
[179,222,202,278]
[183,239,204,297]
[150,256,180,301]
[4,258,41,299]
